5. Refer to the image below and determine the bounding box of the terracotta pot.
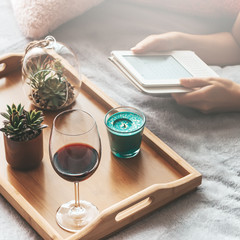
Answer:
[3,131,43,171]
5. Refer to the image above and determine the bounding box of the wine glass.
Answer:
[49,109,101,232]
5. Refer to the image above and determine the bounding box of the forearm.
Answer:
[177,32,240,66]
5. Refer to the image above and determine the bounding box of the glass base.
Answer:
[56,200,99,232]
[112,148,140,158]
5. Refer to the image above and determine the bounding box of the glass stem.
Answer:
[74,182,80,208]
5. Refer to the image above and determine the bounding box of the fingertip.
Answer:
[179,78,190,85]
[179,78,199,88]
[131,46,143,54]
[130,47,138,53]
[180,78,210,88]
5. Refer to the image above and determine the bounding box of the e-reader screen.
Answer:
[122,55,193,80]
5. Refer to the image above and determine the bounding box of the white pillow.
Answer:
[10,0,104,39]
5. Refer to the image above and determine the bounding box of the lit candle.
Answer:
[105,107,145,158]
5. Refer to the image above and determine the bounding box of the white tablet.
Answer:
[109,50,219,94]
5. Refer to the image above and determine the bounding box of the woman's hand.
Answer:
[131,32,184,54]
[172,78,240,113]
[131,31,240,66]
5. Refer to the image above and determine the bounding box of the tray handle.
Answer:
[115,195,152,222]
[98,183,179,235]
[0,53,23,78]
[67,174,200,240]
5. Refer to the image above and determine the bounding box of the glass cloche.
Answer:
[22,36,81,110]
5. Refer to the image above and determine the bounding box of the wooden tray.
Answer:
[0,53,202,240]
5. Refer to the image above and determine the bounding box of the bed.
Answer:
[0,0,240,239]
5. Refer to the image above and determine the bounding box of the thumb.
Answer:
[180,78,211,88]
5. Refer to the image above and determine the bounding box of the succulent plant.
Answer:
[0,104,47,141]
[24,55,52,88]
[24,55,74,110]
[33,71,68,109]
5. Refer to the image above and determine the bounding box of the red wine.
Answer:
[52,143,100,182]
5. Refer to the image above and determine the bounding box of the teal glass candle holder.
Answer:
[104,106,146,158]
